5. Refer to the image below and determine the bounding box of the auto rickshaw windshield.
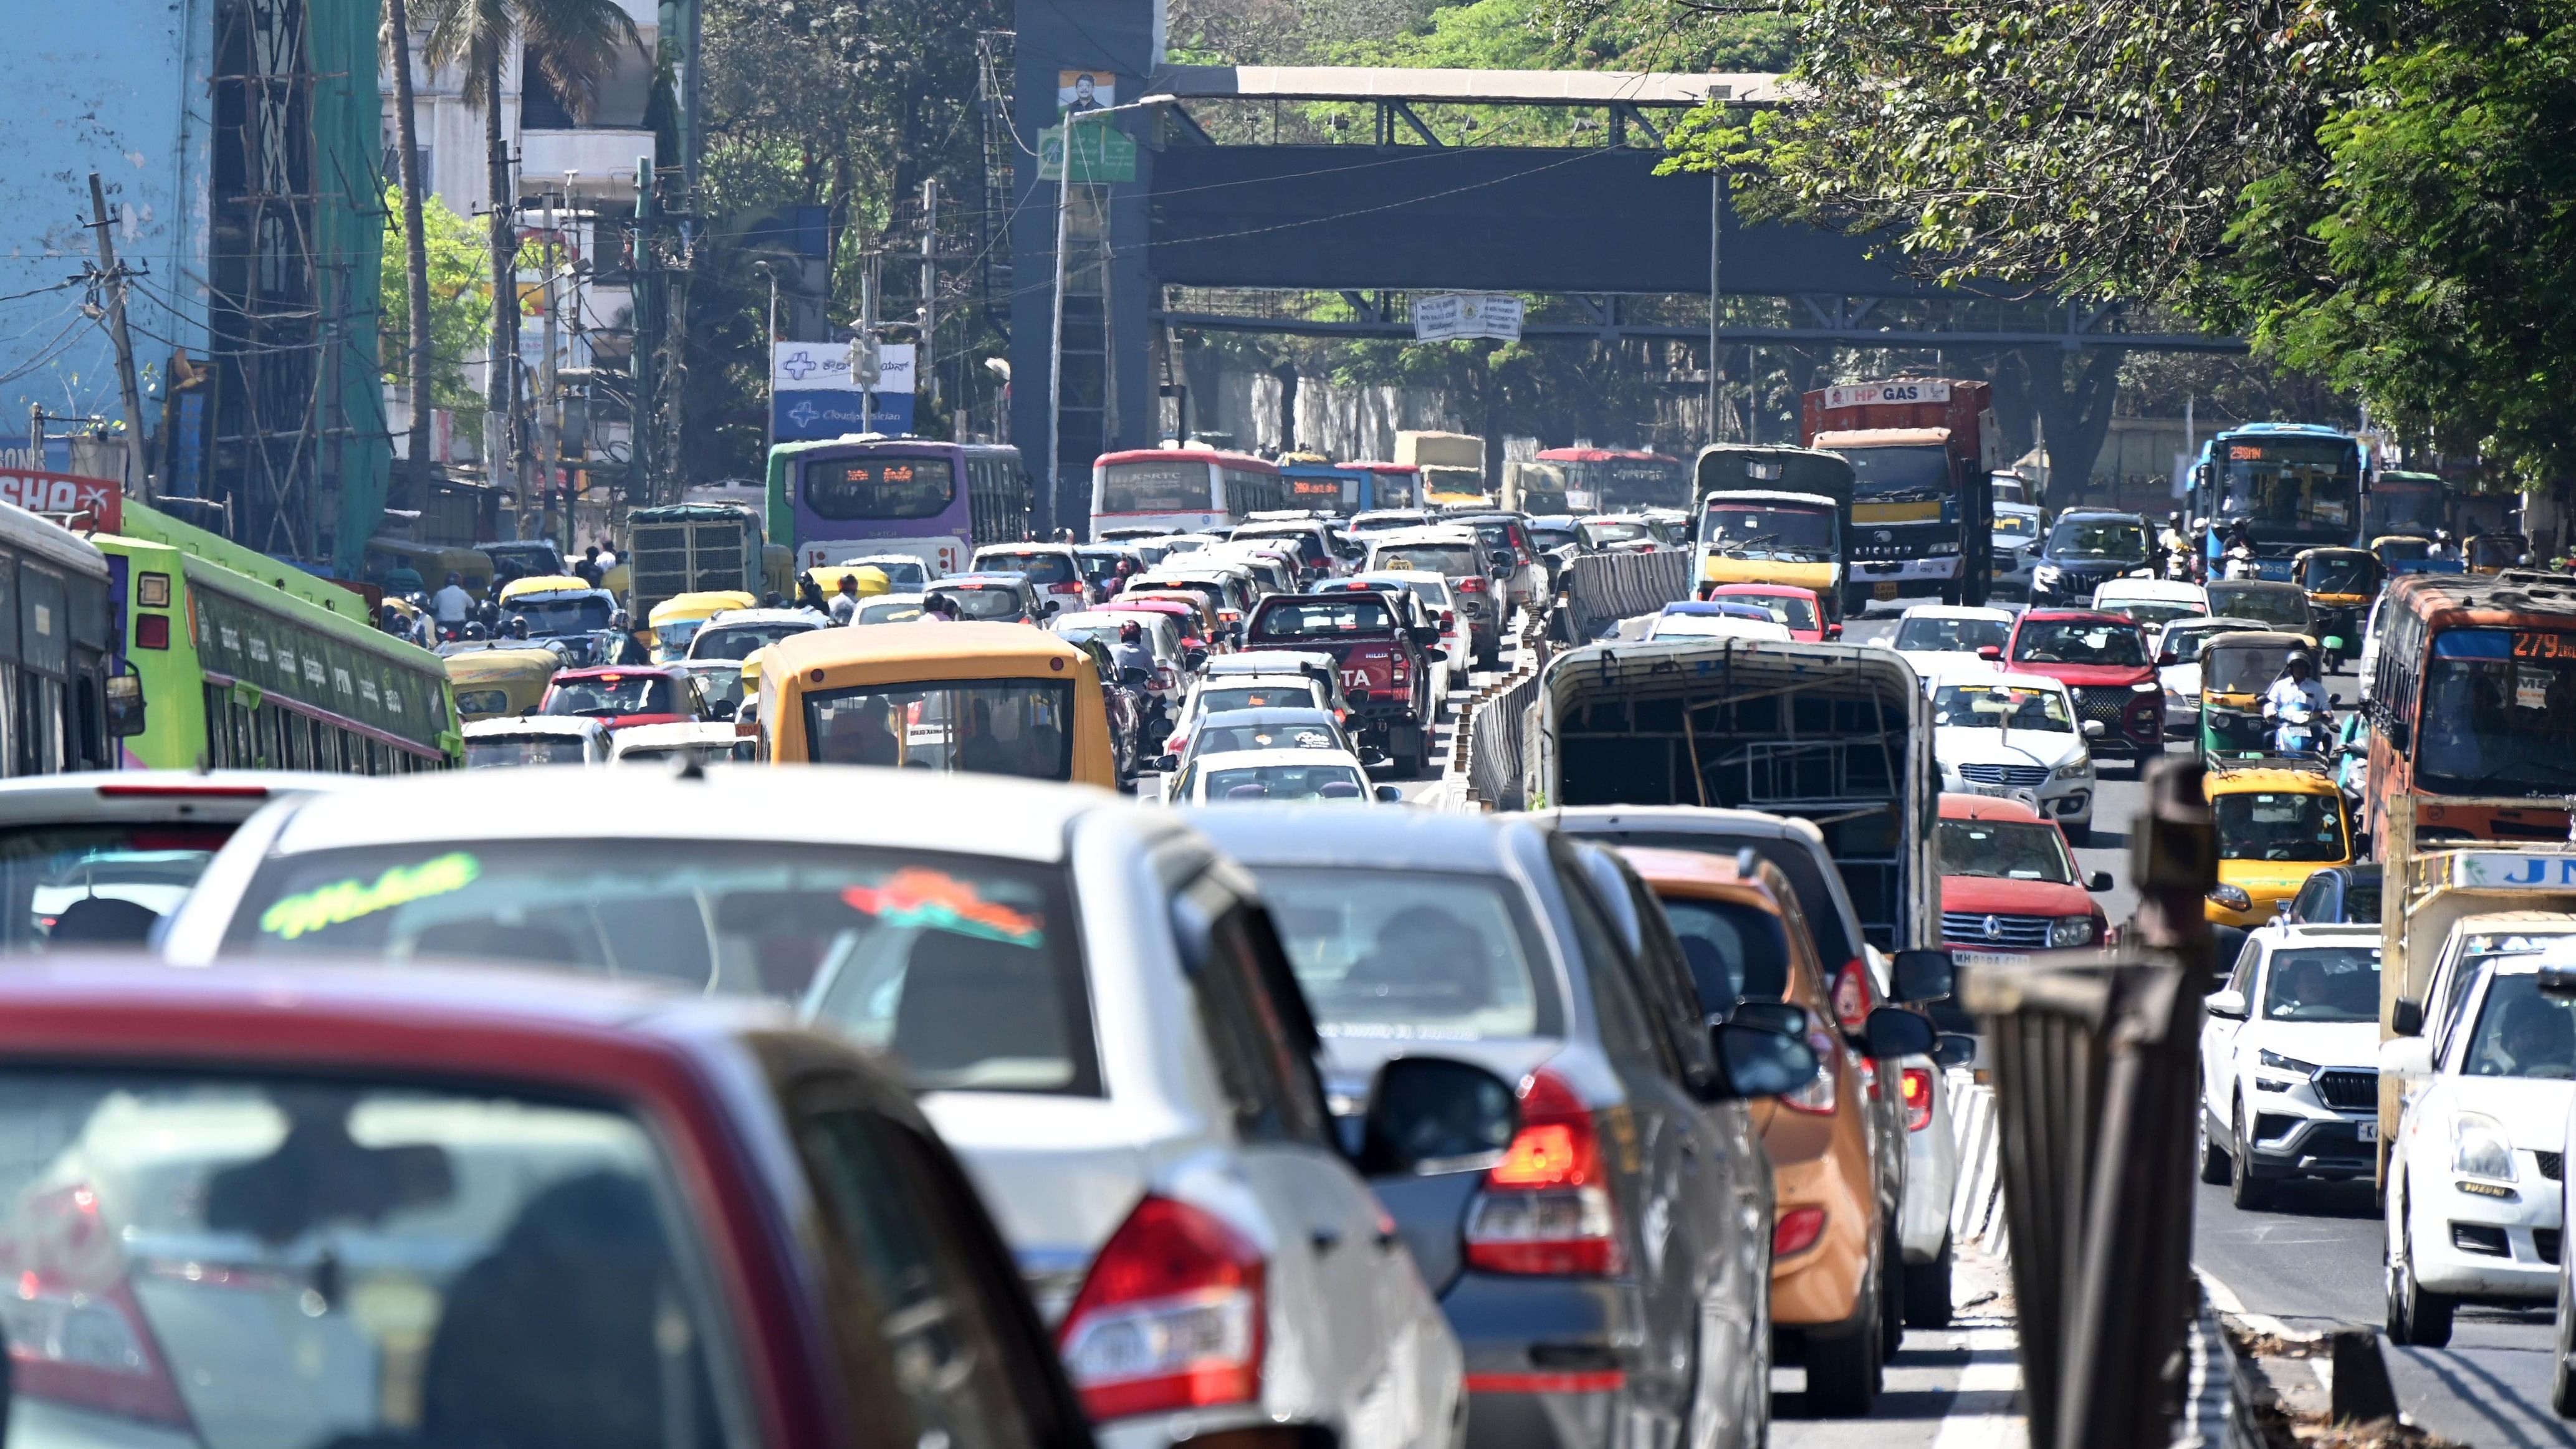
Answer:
[2204,644,2299,696]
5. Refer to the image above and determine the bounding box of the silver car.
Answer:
[161,768,1478,1449]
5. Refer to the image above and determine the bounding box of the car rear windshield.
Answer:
[513,596,614,635]
[977,550,1080,586]
[2262,945,2379,1022]
[0,821,237,951]
[1717,592,1819,631]
[0,1068,747,1449]
[1552,829,1855,968]
[221,840,1100,1093]
[1369,543,1478,577]
[1200,760,1369,801]
[467,735,591,768]
[930,585,1025,620]
[1253,597,1397,641]
[690,621,817,661]
[2206,585,2310,631]
[1937,819,2076,884]
[807,679,1076,779]
[1255,867,1556,1039]
[1656,896,1791,1008]
[545,674,679,717]
[1199,684,1319,714]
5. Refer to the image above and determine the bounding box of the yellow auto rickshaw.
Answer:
[647,590,759,662]
[754,622,1118,787]
[805,564,892,601]
[443,646,565,722]
[2289,547,2380,667]
[498,573,592,608]
[2204,758,2353,927]
[2466,530,2529,574]
[2195,629,2317,763]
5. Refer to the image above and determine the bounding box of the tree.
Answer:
[378,188,492,413]
[381,0,434,505]
[416,0,643,514]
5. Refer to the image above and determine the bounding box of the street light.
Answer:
[1045,93,1175,541]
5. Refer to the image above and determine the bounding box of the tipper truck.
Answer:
[1801,380,1999,610]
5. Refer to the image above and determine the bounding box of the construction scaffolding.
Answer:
[204,0,388,567]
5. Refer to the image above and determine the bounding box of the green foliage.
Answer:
[379,187,490,409]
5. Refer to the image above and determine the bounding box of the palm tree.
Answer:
[382,0,433,508]
[415,0,643,519]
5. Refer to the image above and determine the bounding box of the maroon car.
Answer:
[1239,590,1438,776]
[0,964,1099,1449]
[541,664,701,730]
[2000,608,2165,766]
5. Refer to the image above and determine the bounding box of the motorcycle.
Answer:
[2223,544,2261,580]
[2269,699,2332,759]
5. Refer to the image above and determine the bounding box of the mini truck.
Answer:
[1237,590,1441,776]
[1693,444,1853,623]
[1802,379,1999,611]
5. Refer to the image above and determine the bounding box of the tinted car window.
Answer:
[1659,896,1791,1007]
[1258,868,1556,1039]
[1558,829,1855,968]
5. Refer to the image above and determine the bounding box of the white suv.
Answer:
[2198,923,2383,1209]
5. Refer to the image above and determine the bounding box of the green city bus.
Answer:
[96,503,461,773]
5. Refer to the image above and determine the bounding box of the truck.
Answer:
[625,503,770,618]
[1396,431,1488,505]
[1692,444,1854,623]
[1500,459,1568,515]
[1238,591,1439,775]
[1800,379,1999,610]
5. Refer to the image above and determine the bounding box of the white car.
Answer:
[2383,945,2576,1345]
[2196,924,2383,1210]
[1884,605,2013,681]
[462,715,609,767]
[835,550,939,591]
[1927,672,2099,843]
[2152,616,2266,738]
[855,591,928,624]
[606,720,754,766]
[1646,614,1794,643]
[160,768,1473,1449]
[2089,578,2208,631]
[1165,674,1337,771]
[2413,912,2576,1056]
[1991,504,2042,597]
[1175,747,1396,803]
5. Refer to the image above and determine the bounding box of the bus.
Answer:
[1275,454,1358,514]
[1538,447,1692,512]
[764,439,1031,576]
[2366,570,2576,847]
[2189,424,2366,580]
[95,501,461,773]
[0,497,120,775]
[1089,447,1285,535]
[2367,469,2450,541]
[1340,462,1419,512]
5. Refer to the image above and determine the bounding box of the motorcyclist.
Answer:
[1106,558,1135,599]
[2430,528,2457,561]
[428,571,474,634]
[2261,651,2331,753]
[1109,619,1157,679]
[504,615,532,640]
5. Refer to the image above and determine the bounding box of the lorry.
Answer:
[625,503,773,619]
[1800,379,1999,610]
[1692,444,1854,623]
[1500,459,1569,515]
[1396,431,1488,505]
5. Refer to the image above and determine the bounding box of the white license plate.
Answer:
[1953,950,2030,969]
[2358,1119,2379,1142]
[1970,783,2016,798]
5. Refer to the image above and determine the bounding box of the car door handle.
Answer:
[1311,1225,1344,1255]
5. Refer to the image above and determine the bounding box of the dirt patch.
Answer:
[2219,1317,2463,1449]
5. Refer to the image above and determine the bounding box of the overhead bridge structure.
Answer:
[1002,0,2239,530]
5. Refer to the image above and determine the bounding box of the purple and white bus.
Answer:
[764,439,1030,576]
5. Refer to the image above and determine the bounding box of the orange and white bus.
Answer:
[1088,449,1285,535]
[2367,571,2576,846]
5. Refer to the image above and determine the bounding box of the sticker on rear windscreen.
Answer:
[259,852,483,941]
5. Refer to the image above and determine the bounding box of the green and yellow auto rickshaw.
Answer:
[2466,530,2530,575]
[2197,629,2313,763]
[2290,547,2380,668]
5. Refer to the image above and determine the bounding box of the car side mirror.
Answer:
[1042,599,1061,615]
[1705,1021,1820,1100]
[1826,623,1843,640]
[1374,784,1406,803]
[2205,988,2248,1020]
[1143,755,1175,773]
[2323,636,2345,653]
[1184,647,1209,670]
[1361,750,1394,773]
[1725,1000,1809,1036]
[2392,997,2425,1036]
[2378,1037,2433,1077]
[1862,1006,1937,1059]
[1933,1033,1978,1069]
[1488,550,1515,571]
[709,699,737,722]
[1889,947,1954,1003]
[2085,871,2113,892]
[1977,644,2003,661]
[1354,1058,1519,1176]
[1412,626,1440,646]
[2082,719,2107,739]
[105,672,146,738]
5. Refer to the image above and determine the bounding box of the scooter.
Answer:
[2271,699,2332,759]
[2223,544,2261,580]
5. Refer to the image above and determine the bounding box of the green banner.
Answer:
[1038,124,1139,183]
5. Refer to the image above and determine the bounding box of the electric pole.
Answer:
[85,173,152,498]
[629,156,655,506]
[919,179,938,427]
[538,190,563,550]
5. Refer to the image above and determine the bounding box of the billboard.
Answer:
[771,342,916,442]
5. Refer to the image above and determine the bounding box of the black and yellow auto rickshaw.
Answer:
[2197,629,2312,763]
[2289,547,2380,668]
[2466,530,2529,574]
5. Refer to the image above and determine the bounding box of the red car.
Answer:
[1937,793,2112,964]
[1999,608,2163,765]
[0,964,1101,1449]
[540,664,701,730]
[1703,583,1839,642]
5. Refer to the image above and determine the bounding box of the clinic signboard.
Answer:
[772,342,916,442]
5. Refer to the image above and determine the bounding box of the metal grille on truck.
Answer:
[1940,912,2052,949]
[1958,763,2050,790]
[2312,1069,2375,1111]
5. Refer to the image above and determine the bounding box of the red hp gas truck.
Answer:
[1801,379,2000,610]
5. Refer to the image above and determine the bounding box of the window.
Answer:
[974,550,1080,587]
[1175,875,1330,1147]
[1553,853,1664,1072]
[2413,627,2576,795]
[2259,945,2378,1022]
[1658,896,1790,1007]
[1932,682,2074,733]
[1253,868,1553,1040]
[544,674,680,718]
[1099,460,1210,515]
[2044,520,2150,562]
[2213,791,2347,864]
[1937,819,2077,884]
[467,734,593,768]
[805,679,1074,778]
[1252,598,1394,641]
[1894,615,2009,653]
[1200,760,1367,802]
[803,455,958,521]
[2463,973,2576,1079]
[2011,619,2147,668]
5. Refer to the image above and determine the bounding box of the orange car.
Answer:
[1621,845,1918,1415]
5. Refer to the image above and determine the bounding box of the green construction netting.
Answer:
[310,0,390,572]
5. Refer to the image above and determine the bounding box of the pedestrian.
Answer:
[593,538,619,571]
[574,545,605,588]
[829,573,861,625]
[798,573,828,615]
[429,571,474,634]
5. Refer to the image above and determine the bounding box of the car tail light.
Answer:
[1773,1206,1827,1258]
[1464,1068,1622,1276]
[1457,576,1488,595]
[1781,1030,1841,1117]
[1830,957,1873,1033]
[1057,1196,1265,1422]
[1,1185,189,1427]
[1901,1066,1935,1132]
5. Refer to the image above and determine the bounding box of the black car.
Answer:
[2287,863,2382,925]
[1191,809,1816,1449]
[2029,510,2154,608]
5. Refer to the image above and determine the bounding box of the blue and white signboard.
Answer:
[771,342,916,442]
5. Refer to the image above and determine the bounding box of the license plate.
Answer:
[1953,950,2029,969]
[2358,1119,2378,1142]
[1874,583,1900,600]
[1971,783,2015,798]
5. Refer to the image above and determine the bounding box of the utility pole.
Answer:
[538,190,563,552]
[85,173,151,498]
[1707,162,1723,446]
[855,250,882,432]
[1045,96,1172,542]
[919,178,938,425]
[630,156,655,507]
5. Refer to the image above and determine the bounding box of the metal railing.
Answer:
[1959,756,2218,1449]
[1557,549,1692,641]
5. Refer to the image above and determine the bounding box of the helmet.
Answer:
[462,621,490,641]
[1119,620,1142,641]
[2287,650,2315,671]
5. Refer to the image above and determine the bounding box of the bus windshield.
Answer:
[1702,500,1836,560]
[512,595,613,636]
[2374,479,2446,535]
[2416,628,2576,795]
[1586,458,1689,511]
[1843,445,1952,505]
[803,453,956,520]
[2218,437,2358,535]
[1099,459,1212,514]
